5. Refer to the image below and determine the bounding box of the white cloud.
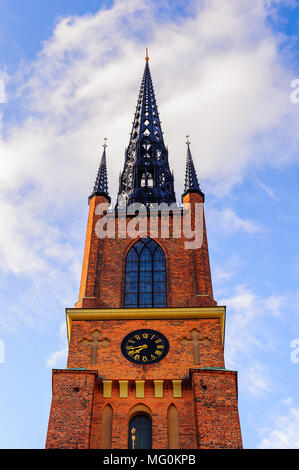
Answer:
[213,254,242,286]
[259,405,299,449]
[220,285,286,395]
[280,397,294,407]
[208,208,265,235]
[255,177,278,200]
[47,346,68,368]
[0,0,297,303]
[242,360,272,396]
[46,322,68,368]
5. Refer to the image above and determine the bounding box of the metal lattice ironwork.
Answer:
[183,136,204,199]
[90,139,110,201]
[116,59,176,210]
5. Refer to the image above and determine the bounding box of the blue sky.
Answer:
[0,0,299,449]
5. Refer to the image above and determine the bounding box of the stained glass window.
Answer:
[124,238,167,308]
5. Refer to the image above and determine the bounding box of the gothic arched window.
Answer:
[124,238,167,308]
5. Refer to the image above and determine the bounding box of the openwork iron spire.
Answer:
[116,52,176,209]
[183,136,204,199]
[90,138,110,201]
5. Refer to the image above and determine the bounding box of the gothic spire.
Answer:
[183,136,204,200]
[128,49,164,146]
[89,138,110,202]
[116,51,176,209]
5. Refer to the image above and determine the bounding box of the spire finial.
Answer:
[186,135,190,145]
[145,47,149,62]
[103,137,108,149]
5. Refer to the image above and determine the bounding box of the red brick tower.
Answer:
[46,55,242,449]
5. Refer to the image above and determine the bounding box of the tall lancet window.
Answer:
[124,238,167,308]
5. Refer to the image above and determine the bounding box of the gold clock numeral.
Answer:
[142,333,149,339]
[151,354,156,360]
[157,344,164,349]
[134,354,140,361]
[155,339,162,344]
[155,350,162,356]
[150,335,156,340]
[142,356,148,362]
[135,335,141,340]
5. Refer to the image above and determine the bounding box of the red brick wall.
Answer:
[46,192,242,449]
[46,369,242,449]
[67,318,224,378]
[76,195,108,309]
[90,380,197,449]
[75,193,216,309]
[192,369,243,449]
[46,370,97,449]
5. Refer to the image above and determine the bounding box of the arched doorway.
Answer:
[128,414,152,449]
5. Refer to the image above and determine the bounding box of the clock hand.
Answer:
[132,345,148,353]
[127,344,148,352]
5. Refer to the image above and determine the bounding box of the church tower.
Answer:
[46,53,242,449]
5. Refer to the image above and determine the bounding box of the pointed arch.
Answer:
[168,404,179,449]
[124,238,167,308]
[100,404,113,449]
[128,403,153,420]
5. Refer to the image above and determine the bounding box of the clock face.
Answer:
[121,329,169,365]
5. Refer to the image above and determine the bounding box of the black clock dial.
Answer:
[121,329,169,365]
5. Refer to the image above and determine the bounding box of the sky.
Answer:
[0,0,298,449]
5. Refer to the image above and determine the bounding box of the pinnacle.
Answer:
[183,136,204,199]
[89,138,110,201]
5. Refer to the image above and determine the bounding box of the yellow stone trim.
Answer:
[172,380,182,398]
[154,380,164,398]
[102,380,112,398]
[66,306,226,345]
[135,380,145,398]
[119,380,128,398]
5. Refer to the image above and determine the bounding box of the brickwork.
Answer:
[46,191,243,449]
[46,370,97,449]
[46,368,242,449]
[192,369,243,448]
[67,318,224,379]
[90,380,197,449]
[75,193,216,309]
[76,195,108,309]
